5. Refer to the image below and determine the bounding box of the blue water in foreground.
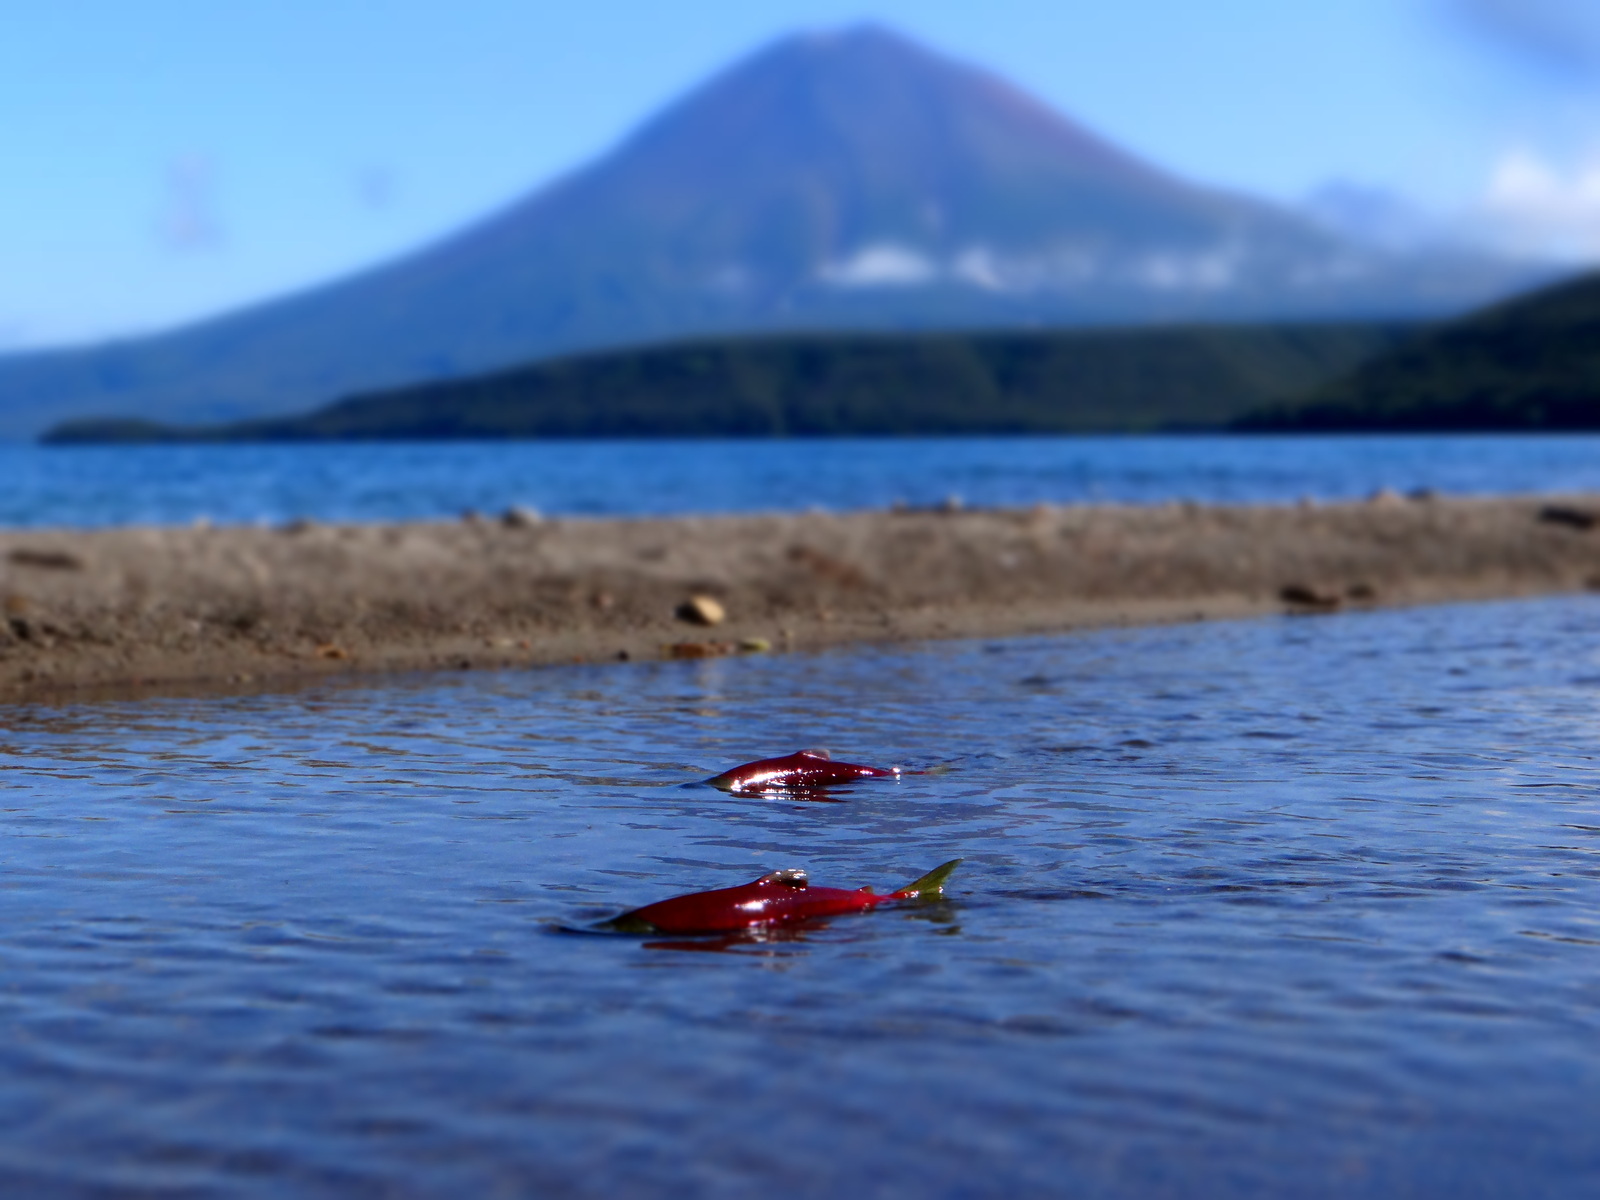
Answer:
[3,596,1599,1196]
[6,434,1600,527]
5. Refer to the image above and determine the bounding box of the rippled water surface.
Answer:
[7,434,1600,527]
[3,596,1600,1196]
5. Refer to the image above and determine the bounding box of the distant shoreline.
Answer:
[36,323,1410,444]
[2,494,1598,702]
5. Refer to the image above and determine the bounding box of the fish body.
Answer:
[605,859,962,935]
[707,749,898,793]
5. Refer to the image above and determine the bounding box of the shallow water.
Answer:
[7,434,1600,527]
[2,596,1599,1196]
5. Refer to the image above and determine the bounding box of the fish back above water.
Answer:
[707,749,901,793]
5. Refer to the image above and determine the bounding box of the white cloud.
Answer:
[1477,148,1600,260]
[815,240,1279,294]
[1130,247,1240,291]
[818,243,937,287]
[819,241,1097,293]
[951,247,1003,290]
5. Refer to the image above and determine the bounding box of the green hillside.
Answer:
[1236,270,1600,430]
[43,323,1411,443]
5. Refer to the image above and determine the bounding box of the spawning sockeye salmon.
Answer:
[706,749,901,792]
[602,859,962,935]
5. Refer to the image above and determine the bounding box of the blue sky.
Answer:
[3,0,1596,350]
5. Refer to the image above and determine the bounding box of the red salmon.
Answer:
[706,749,900,792]
[603,859,962,935]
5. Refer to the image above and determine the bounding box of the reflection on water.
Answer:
[1,596,1599,1195]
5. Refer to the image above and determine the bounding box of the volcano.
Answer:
[0,24,1548,437]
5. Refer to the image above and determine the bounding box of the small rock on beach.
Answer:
[677,595,726,626]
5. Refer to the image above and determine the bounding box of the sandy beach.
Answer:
[2,492,1598,700]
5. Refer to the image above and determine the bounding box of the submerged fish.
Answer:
[707,749,901,792]
[602,859,963,935]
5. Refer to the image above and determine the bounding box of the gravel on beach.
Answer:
[3,494,1599,700]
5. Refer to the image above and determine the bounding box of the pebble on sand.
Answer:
[1538,505,1598,531]
[1279,583,1342,610]
[677,595,726,626]
[8,548,83,571]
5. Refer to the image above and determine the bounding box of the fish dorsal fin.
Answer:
[758,868,808,889]
[797,749,831,760]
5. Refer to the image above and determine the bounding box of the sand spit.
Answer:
[2,495,1599,700]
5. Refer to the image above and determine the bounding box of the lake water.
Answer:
[3,595,1599,1196]
[5,433,1600,527]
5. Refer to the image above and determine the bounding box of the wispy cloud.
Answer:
[1448,0,1600,77]
[0,316,33,353]
[156,155,224,252]
[354,165,398,213]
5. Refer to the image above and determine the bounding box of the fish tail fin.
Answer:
[891,858,963,900]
